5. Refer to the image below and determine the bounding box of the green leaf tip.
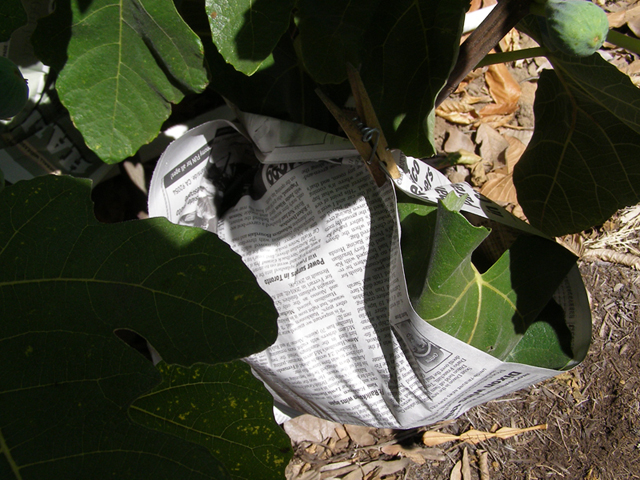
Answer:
[32,0,209,163]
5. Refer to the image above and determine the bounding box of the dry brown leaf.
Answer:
[476,113,517,129]
[475,123,509,166]
[461,447,472,480]
[447,165,470,184]
[469,0,483,12]
[608,4,640,35]
[436,98,480,125]
[480,173,518,207]
[344,424,377,446]
[341,459,411,480]
[503,135,527,173]
[450,460,462,480]
[607,10,627,29]
[470,160,488,187]
[480,64,521,117]
[444,127,476,153]
[478,450,491,480]
[284,414,342,444]
[380,444,446,464]
[498,29,519,53]
[422,424,547,446]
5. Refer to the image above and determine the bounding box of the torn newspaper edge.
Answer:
[148,113,591,429]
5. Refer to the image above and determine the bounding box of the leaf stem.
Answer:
[476,47,550,68]
[606,30,640,56]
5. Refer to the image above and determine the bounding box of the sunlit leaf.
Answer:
[399,192,579,367]
[31,0,208,163]
[205,0,294,75]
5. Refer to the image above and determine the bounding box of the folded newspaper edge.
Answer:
[147,113,591,429]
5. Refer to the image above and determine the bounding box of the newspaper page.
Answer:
[148,115,591,429]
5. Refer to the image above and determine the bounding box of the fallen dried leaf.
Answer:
[284,415,343,444]
[475,123,509,166]
[470,161,488,187]
[344,424,377,446]
[422,424,547,446]
[436,98,480,125]
[341,459,411,480]
[503,135,527,173]
[480,64,521,117]
[450,460,462,480]
[480,173,517,209]
[478,450,491,480]
[444,127,476,153]
[380,444,446,464]
[461,447,472,480]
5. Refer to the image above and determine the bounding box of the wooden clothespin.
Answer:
[316,64,400,187]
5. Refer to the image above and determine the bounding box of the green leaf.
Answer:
[0,175,281,478]
[206,32,348,132]
[505,299,574,369]
[361,0,468,157]
[295,0,379,84]
[513,53,640,236]
[130,361,291,480]
[400,193,578,367]
[31,0,208,163]
[205,0,294,75]
[0,0,27,42]
[205,0,467,157]
[397,191,438,304]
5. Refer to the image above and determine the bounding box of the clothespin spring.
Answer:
[353,117,380,165]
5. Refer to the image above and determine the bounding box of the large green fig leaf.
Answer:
[130,361,290,480]
[399,192,578,367]
[0,176,287,479]
[294,0,379,84]
[31,0,208,163]
[0,0,27,42]
[206,30,349,133]
[205,0,294,76]
[514,31,640,235]
[206,0,467,158]
[360,0,467,157]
